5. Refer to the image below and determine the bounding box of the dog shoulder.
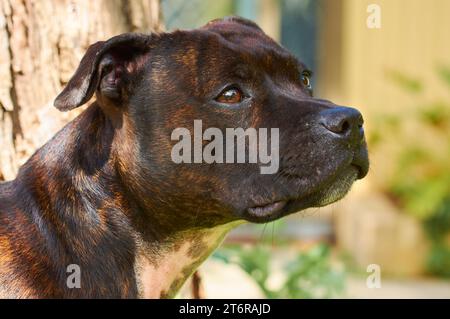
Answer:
[0,183,38,298]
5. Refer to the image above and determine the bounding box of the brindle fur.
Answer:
[0,17,368,298]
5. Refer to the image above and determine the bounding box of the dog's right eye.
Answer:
[215,87,244,104]
[301,71,312,90]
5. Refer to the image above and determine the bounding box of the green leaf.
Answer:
[386,70,422,93]
[437,65,450,88]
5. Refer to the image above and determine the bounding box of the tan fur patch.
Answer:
[133,221,243,298]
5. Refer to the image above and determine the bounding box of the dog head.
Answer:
[54,17,369,228]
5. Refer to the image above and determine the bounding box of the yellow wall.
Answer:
[317,0,450,187]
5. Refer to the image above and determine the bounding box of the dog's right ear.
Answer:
[54,33,152,112]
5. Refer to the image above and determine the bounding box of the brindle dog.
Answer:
[0,17,368,298]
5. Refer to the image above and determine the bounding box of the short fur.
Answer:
[0,17,368,298]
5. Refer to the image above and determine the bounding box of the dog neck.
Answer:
[12,104,241,298]
[133,222,240,298]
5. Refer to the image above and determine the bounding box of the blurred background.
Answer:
[168,0,450,298]
[1,0,449,298]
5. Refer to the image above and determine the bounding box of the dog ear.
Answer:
[54,33,151,112]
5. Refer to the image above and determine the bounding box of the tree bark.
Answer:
[0,0,162,181]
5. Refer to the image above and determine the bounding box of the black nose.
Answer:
[320,107,364,141]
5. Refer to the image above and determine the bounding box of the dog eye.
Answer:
[301,71,312,89]
[215,87,243,104]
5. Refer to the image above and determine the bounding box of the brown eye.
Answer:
[215,87,243,104]
[301,71,312,89]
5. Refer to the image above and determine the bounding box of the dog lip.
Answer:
[351,148,369,179]
[351,161,368,179]
[247,200,287,217]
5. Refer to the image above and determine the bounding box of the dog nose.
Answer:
[319,107,364,141]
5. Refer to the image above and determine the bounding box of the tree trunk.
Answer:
[0,0,162,181]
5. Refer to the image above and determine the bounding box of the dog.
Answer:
[0,17,368,298]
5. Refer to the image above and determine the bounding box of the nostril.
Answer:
[320,107,364,137]
[338,119,351,134]
[322,118,351,135]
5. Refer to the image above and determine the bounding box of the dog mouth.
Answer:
[247,200,288,218]
[244,165,360,223]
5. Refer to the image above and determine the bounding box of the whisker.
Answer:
[271,222,275,246]
[259,222,269,242]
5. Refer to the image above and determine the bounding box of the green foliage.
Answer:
[424,197,450,242]
[213,243,345,299]
[381,67,450,277]
[424,197,450,278]
[437,65,450,88]
[419,101,450,128]
[386,69,423,93]
[426,244,450,278]
[390,146,450,219]
[385,68,450,221]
